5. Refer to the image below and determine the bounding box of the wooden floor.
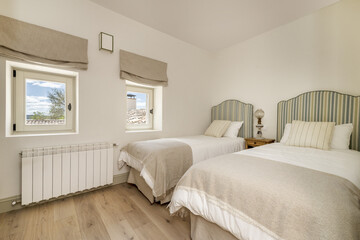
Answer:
[0,183,191,240]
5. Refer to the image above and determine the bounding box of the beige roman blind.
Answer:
[0,15,88,70]
[120,50,168,86]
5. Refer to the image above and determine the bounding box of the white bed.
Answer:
[169,143,360,240]
[119,135,245,203]
[119,99,253,203]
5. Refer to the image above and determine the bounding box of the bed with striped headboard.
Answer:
[277,90,360,151]
[118,99,254,205]
[211,99,253,138]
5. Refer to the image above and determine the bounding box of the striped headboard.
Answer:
[211,100,253,138]
[277,91,360,151]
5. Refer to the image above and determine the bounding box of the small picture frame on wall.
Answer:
[99,32,114,53]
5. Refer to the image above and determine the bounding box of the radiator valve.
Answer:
[11,200,21,206]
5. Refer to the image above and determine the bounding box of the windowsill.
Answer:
[125,129,162,133]
[6,131,78,138]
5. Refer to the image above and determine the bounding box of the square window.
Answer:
[126,85,154,130]
[6,61,78,136]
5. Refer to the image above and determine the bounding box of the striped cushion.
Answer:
[286,121,335,150]
[205,120,231,138]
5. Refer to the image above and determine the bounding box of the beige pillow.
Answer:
[286,120,335,150]
[205,120,231,138]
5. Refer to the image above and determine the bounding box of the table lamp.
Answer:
[255,109,264,139]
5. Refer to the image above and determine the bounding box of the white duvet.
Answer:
[240,143,360,189]
[175,135,245,164]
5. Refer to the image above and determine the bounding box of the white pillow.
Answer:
[224,121,243,138]
[331,123,353,150]
[204,120,231,138]
[280,123,292,143]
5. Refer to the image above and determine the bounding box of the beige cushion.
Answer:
[205,120,231,138]
[286,121,335,150]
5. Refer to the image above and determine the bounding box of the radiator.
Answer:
[21,142,113,205]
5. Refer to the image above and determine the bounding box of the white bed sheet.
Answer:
[239,143,360,189]
[173,135,245,164]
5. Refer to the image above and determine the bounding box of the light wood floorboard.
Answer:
[0,183,190,240]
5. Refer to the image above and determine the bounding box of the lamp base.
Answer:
[256,127,263,139]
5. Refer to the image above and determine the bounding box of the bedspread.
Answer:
[169,152,360,240]
[121,138,193,199]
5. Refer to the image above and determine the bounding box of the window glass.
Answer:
[126,85,153,130]
[25,79,66,125]
[127,91,148,126]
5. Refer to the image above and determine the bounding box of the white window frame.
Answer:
[5,61,79,137]
[126,84,154,130]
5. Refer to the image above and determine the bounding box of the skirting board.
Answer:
[0,172,129,214]
[113,171,129,185]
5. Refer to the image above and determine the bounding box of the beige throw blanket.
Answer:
[122,139,193,200]
[169,154,360,240]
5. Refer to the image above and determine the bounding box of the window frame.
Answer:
[126,84,154,130]
[6,61,79,137]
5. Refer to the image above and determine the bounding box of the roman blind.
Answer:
[120,50,168,86]
[0,15,88,70]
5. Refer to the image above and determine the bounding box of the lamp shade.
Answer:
[255,109,265,119]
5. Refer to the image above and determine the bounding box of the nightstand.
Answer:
[245,138,275,149]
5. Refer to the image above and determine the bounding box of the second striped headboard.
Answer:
[211,100,253,138]
[277,90,360,151]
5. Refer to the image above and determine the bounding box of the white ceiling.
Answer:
[90,0,339,51]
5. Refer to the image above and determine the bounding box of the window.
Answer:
[126,85,154,130]
[6,61,78,136]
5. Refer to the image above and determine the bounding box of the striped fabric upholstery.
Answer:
[204,120,231,138]
[286,121,335,150]
[211,100,253,138]
[277,91,360,151]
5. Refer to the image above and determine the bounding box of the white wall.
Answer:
[0,0,214,199]
[211,0,360,139]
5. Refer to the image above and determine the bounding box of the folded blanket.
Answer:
[120,138,193,200]
[169,153,360,240]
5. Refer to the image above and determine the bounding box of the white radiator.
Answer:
[21,142,113,205]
